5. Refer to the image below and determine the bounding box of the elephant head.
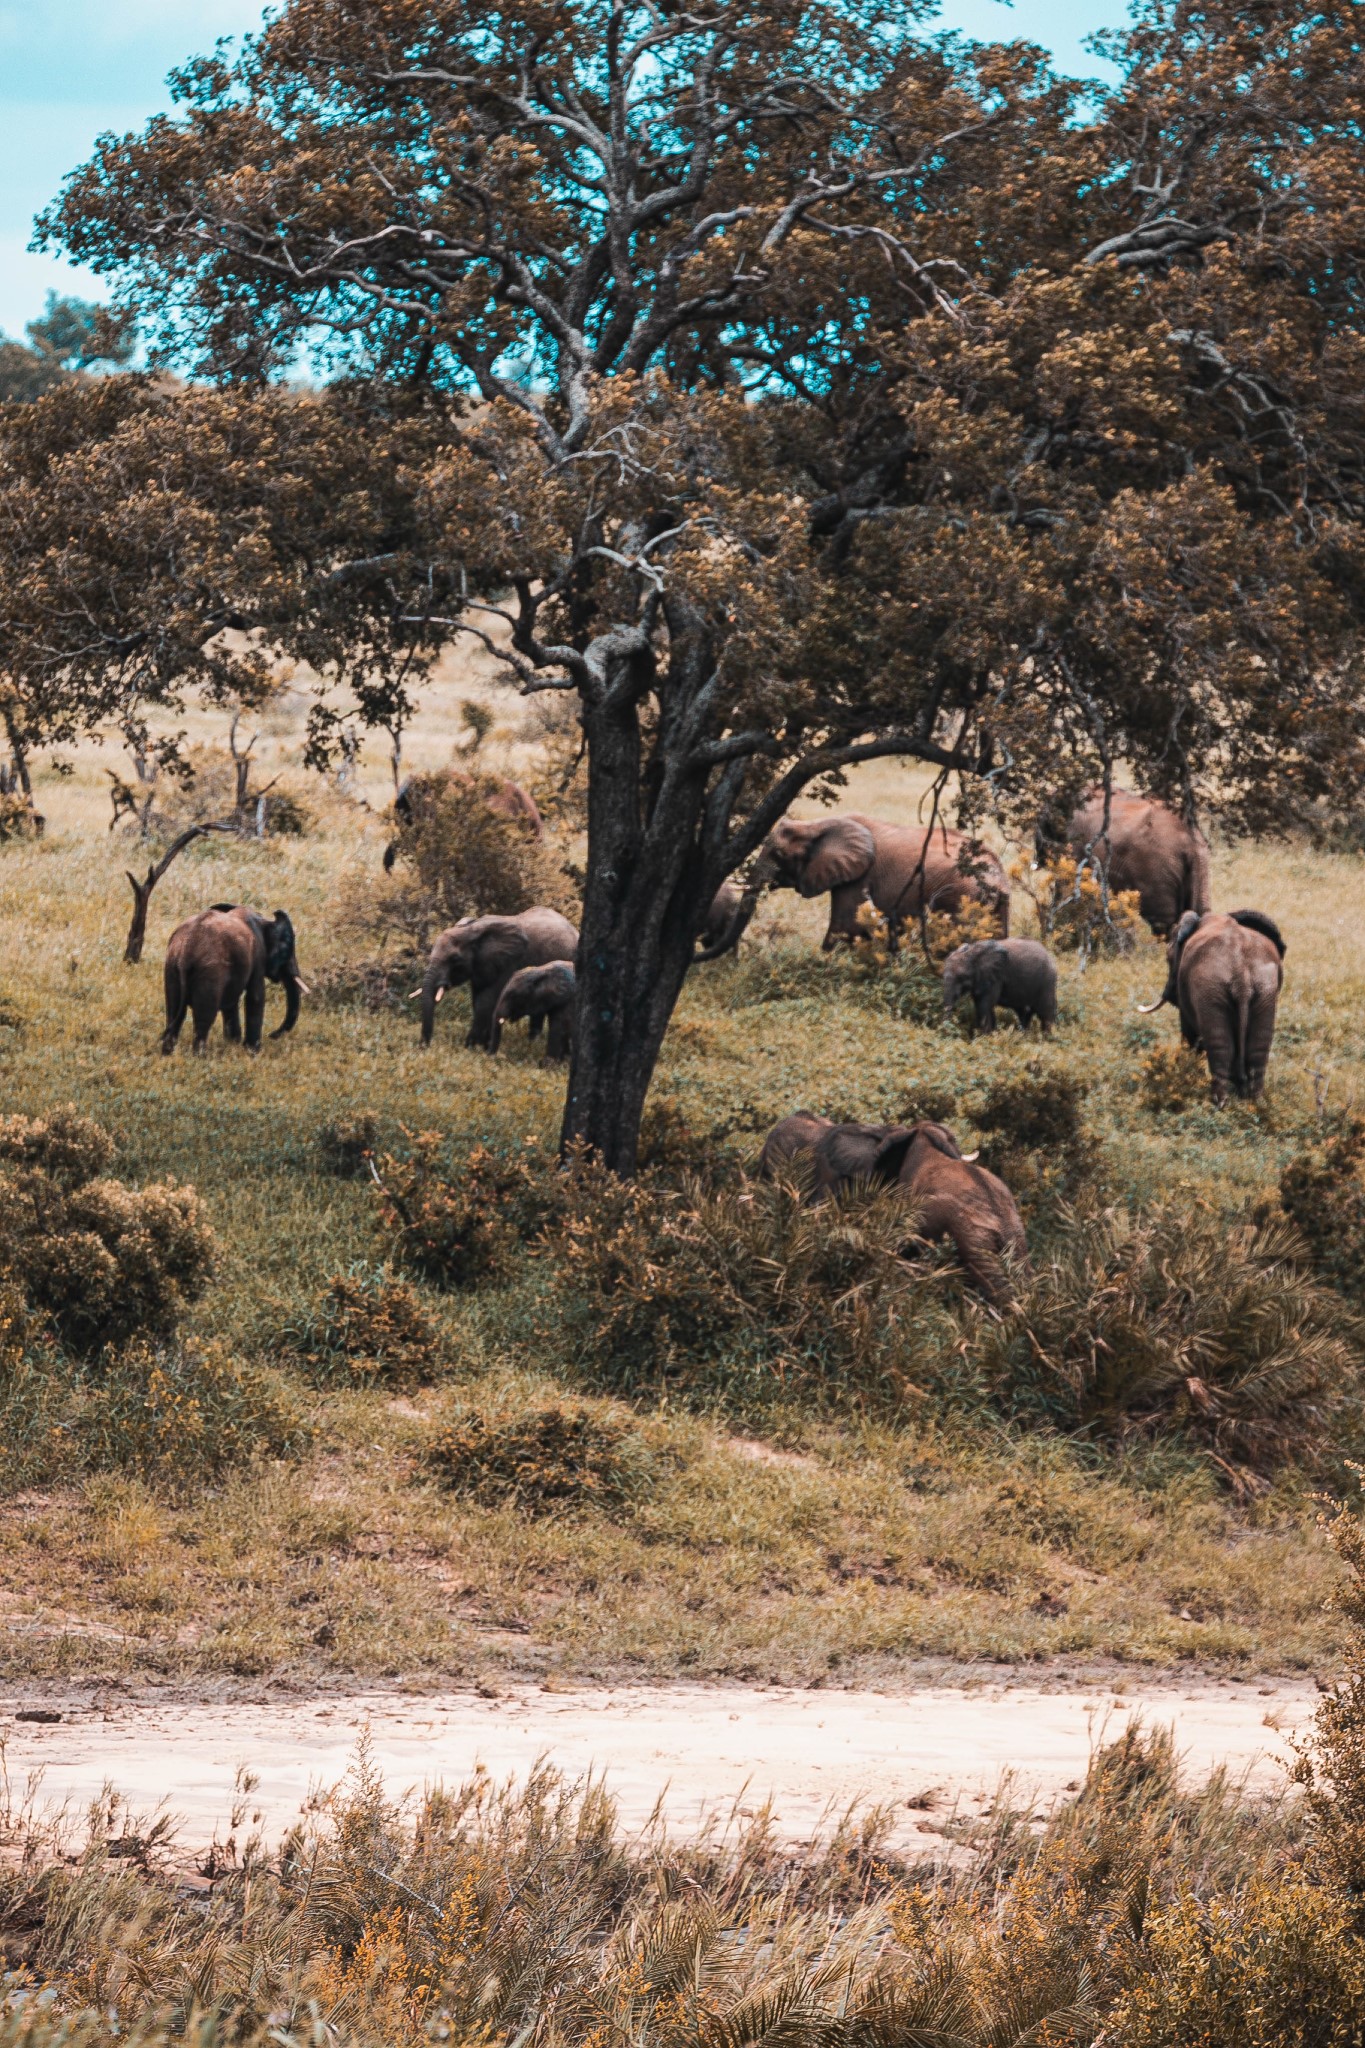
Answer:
[695,816,877,960]
[1137,908,1203,1013]
[941,940,1004,1022]
[420,918,528,1044]
[245,908,309,1036]
[869,1121,980,1179]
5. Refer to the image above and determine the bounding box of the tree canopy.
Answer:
[0,293,135,404]
[39,0,1365,1167]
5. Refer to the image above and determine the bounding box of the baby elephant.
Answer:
[490,961,576,1062]
[942,939,1057,1036]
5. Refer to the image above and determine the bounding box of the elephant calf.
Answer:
[162,904,308,1054]
[420,906,579,1050]
[490,961,576,1062]
[758,1113,1029,1305]
[1139,908,1285,1103]
[942,938,1057,1036]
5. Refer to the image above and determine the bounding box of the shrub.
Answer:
[371,768,576,949]
[976,1206,1362,1480]
[426,1399,661,1514]
[373,1134,565,1289]
[1139,1042,1208,1113]
[282,1263,444,1387]
[0,1105,116,1187]
[0,1319,306,1495]
[259,783,313,836]
[1279,1122,1365,1307]
[1014,852,1144,955]
[0,1115,216,1355]
[542,1170,940,1400]
[77,1337,307,1487]
[971,1068,1096,1217]
[317,1113,384,1178]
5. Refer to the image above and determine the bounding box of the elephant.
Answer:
[757,1114,1027,1304]
[490,960,576,1062]
[383,770,544,870]
[699,880,744,955]
[1044,786,1211,936]
[419,907,579,1049]
[703,813,1010,957]
[941,938,1057,1036]
[162,904,309,1054]
[1138,908,1285,1103]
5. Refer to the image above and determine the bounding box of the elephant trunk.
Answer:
[272,970,305,1037]
[420,960,446,1046]
[695,851,778,962]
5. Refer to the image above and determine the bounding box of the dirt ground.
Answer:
[1,1675,1316,1859]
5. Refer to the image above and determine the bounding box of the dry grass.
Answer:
[0,659,1360,1684]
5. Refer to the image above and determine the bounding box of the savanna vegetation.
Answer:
[1,0,1365,2032]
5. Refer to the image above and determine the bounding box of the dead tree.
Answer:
[124,821,236,964]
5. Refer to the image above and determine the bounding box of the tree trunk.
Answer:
[2,713,31,800]
[560,684,713,1175]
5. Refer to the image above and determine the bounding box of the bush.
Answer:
[542,1169,941,1401]
[0,1316,306,1495]
[77,1337,307,1487]
[1279,1122,1365,1307]
[373,1134,565,1289]
[426,1399,661,1514]
[282,1264,444,1387]
[1140,1042,1208,1113]
[977,1206,1362,1480]
[365,769,576,950]
[317,1113,384,1178]
[1015,851,1144,955]
[971,1068,1096,1217]
[0,1114,216,1354]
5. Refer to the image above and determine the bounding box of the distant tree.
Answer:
[0,291,136,403]
[42,0,1365,1169]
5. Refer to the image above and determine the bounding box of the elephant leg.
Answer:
[545,1011,571,1063]
[221,995,243,1043]
[469,983,498,1050]
[162,965,187,1056]
[822,883,868,948]
[974,995,996,1034]
[244,975,266,1051]
[1242,997,1277,1100]
[190,979,220,1053]
[1200,1005,1236,1105]
[528,1011,544,1040]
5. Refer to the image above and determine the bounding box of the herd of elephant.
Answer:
[157,784,1286,1300]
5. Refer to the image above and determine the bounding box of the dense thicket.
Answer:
[33,0,1365,1166]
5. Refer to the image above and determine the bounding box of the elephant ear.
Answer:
[976,940,1009,991]
[798,818,876,897]
[1228,908,1286,957]
[870,1127,917,1182]
[476,923,531,977]
[908,1122,964,1160]
[264,910,296,978]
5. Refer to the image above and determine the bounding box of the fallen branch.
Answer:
[123,821,237,965]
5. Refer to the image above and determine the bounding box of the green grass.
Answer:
[0,710,1362,1685]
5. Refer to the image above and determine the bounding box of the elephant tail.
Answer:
[1231,984,1252,1095]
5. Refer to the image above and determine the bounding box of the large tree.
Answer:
[44,0,1365,1169]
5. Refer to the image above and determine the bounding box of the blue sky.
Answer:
[0,0,1122,340]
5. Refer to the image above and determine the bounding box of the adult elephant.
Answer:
[420,907,578,1049]
[383,770,544,870]
[757,1114,1027,1304]
[162,904,309,1055]
[703,814,1010,957]
[1138,909,1286,1103]
[1047,786,1211,936]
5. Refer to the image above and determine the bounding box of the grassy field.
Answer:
[0,656,1362,1690]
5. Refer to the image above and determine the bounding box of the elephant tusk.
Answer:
[408,989,422,999]
[294,979,312,997]
[960,1149,980,1162]
[1136,997,1166,1014]
[435,987,445,1003]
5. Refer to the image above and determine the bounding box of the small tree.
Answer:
[44,0,1365,1170]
